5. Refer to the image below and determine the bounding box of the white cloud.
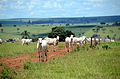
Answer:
[43,1,62,9]
[27,0,39,10]
[64,1,76,8]
[11,0,25,9]
[87,0,104,2]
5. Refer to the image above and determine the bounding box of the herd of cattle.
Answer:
[0,35,115,45]
[0,36,115,62]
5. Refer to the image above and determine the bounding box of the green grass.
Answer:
[14,42,120,79]
[0,26,53,40]
[0,42,65,59]
[85,26,120,39]
[65,27,91,37]
[0,42,37,59]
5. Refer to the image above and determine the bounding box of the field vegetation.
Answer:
[14,41,120,79]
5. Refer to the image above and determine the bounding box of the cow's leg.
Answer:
[38,48,41,62]
[65,43,68,53]
[68,43,71,52]
[42,47,45,62]
[45,47,48,61]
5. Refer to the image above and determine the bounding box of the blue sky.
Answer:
[0,0,120,19]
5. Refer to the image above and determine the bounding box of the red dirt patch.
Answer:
[0,45,77,70]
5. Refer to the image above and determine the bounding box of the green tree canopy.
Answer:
[48,27,75,41]
[21,30,30,39]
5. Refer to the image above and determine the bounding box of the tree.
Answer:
[1,29,3,33]
[100,22,106,25]
[107,35,111,39]
[13,25,16,27]
[21,30,30,39]
[48,27,75,41]
[66,23,70,26]
[0,23,2,27]
[28,20,32,24]
[17,28,20,33]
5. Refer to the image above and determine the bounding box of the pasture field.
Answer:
[0,25,91,39]
[0,42,37,59]
[65,27,92,37]
[85,26,120,39]
[12,41,120,79]
[0,26,53,40]
[0,42,65,59]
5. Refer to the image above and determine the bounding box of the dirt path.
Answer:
[0,45,76,70]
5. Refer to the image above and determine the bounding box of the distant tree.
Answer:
[0,23,2,27]
[79,33,81,37]
[107,35,111,39]
[17,28,20,33]
[92,29,95,31]
[13,25,16,27]
[100,22,106,25]
[48,27,75,41]
[82,32,85,35]
[118,28,120,30]
[65,30,75,37]
[66,23,70,26]
[28,20,32,24]
[1,29,3,33]
[21,30,30,39]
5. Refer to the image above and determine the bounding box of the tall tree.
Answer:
[0,23,2,27]
[17,28,20,33]
[48,27,75,41]
[21,30,30,39]
[1,29,3,33]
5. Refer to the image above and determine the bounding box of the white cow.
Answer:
[65,35,74,52]
[21,39,32,45]
[72,36,88,46]
[37,38,48,62]
[44,36,59,51]
[104,38,115,42]
[0,39,3,44]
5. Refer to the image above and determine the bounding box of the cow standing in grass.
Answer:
[72,36,87,46]
[37,38,48,62]
[44,36,59,52]
[21,39,32,45]
[65,35,74,52]
[0,39,3,45]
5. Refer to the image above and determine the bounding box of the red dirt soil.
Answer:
[0,46,76,70]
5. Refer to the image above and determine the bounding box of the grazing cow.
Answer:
[65,35,74,52]
[0,39,3,44]
[72,36,87,46]
[104,38,115,42]
[21,39,32,45]
[44,36,59,52]
[37,38,48,62]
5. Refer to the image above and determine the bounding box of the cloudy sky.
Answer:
[0,0,120,19]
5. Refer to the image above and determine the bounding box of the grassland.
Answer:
[0,42,37,59]
[0,24,120,40]
[85,26,120,39]
[0,40,120,79]
[14,42,120,79]
[0,24,93,40]
[0,26,53,40]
